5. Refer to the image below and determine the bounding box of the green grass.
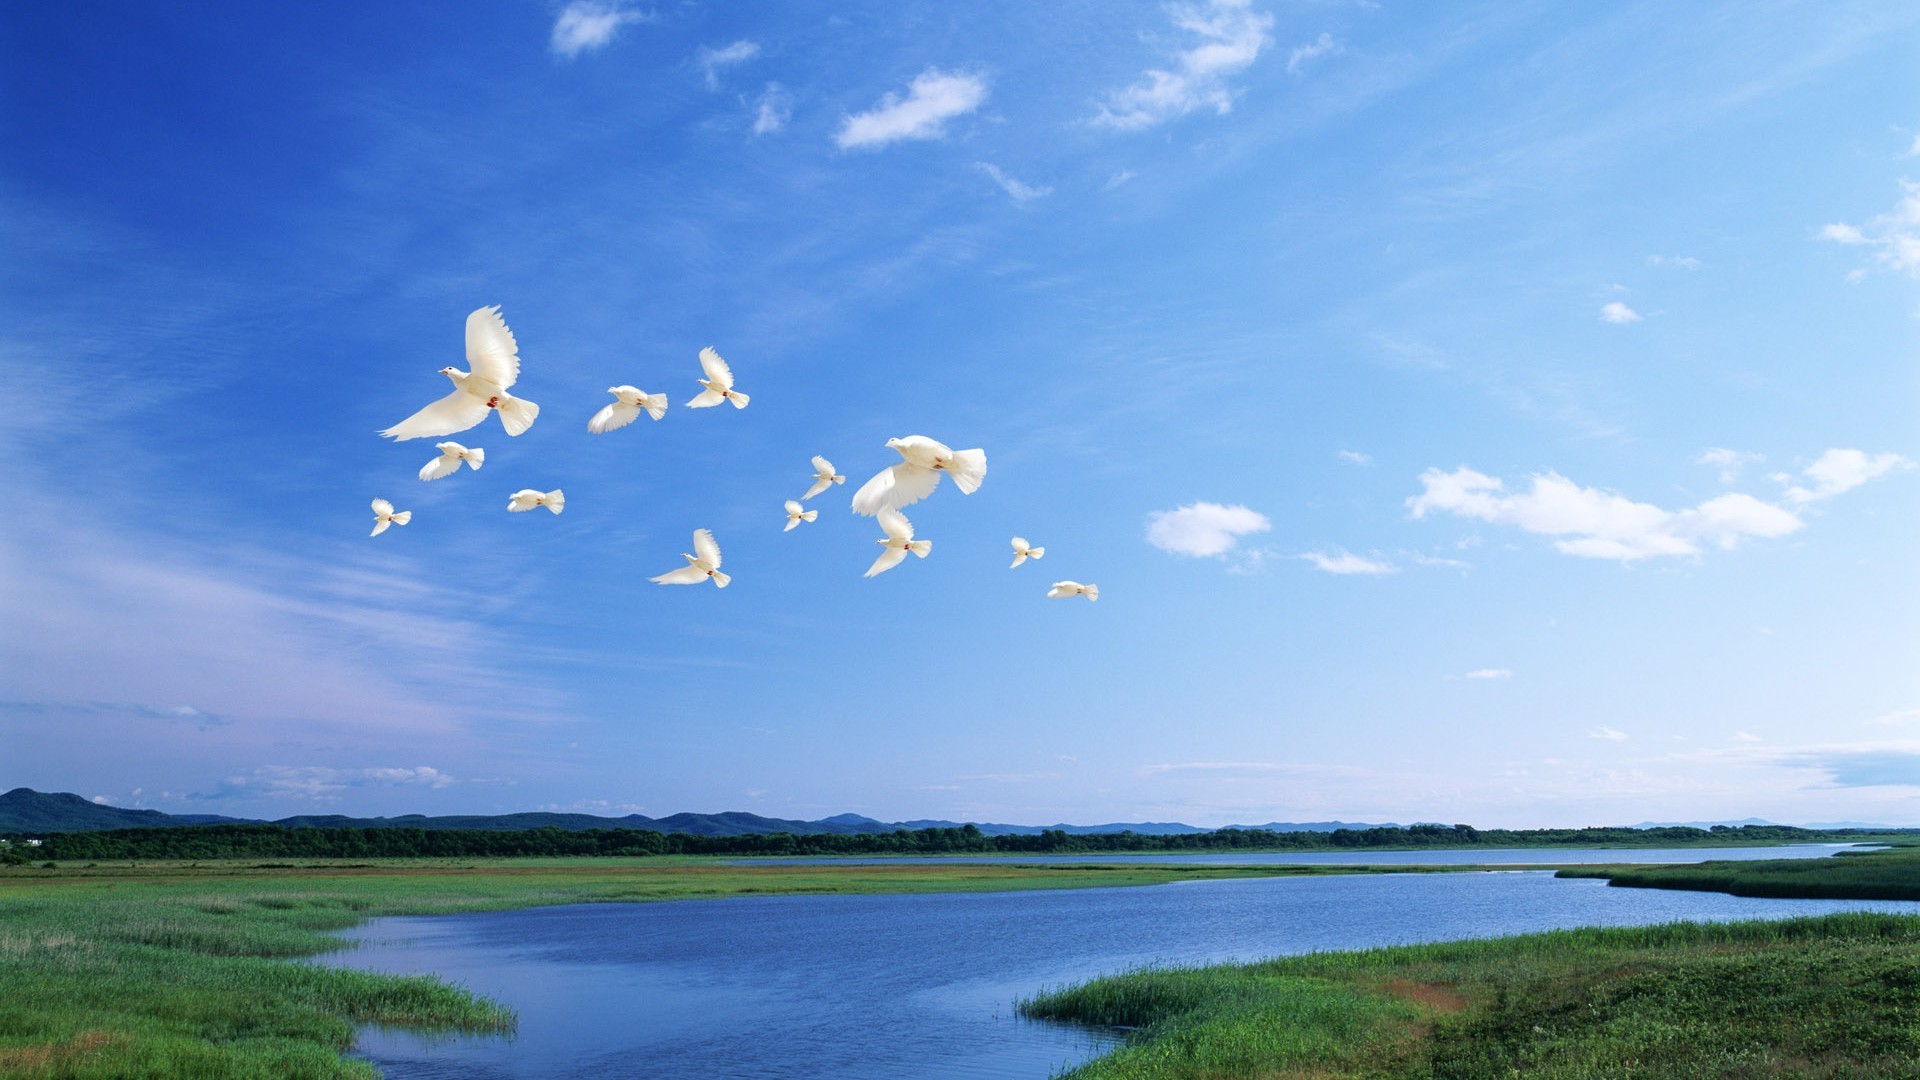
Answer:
[0,856,1381,1078]
[1022,913,1920,1078]
[1557,841,1920,901]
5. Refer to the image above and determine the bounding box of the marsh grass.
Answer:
[1558,842,1920,901]
[1023,914,1920,1078]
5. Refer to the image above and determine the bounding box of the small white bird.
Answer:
[370,498,412,537]
[652,528,730,587]
[783,500,818,532]
[588,386,668,433]
[1048,580,1099,602]
[381,306,541,440]
[802,456,845,500]
[850,436,987,516]
[1010,537,1046,568]
[507,489,565,514]
[418,441,485,481]
[865,509,932,578]
[685,346,749,409]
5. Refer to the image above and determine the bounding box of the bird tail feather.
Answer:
[1029,546,1044,559]
[545,490,565,514]
[909,539,932,558]
[711,570,732,589]
[946,449,987,494]
[467,448,485,469]
[391,511,412,526]
[498,395,540,436]
[727,390,750,409]
[644,394,668,420]
[1085,584,1098,602]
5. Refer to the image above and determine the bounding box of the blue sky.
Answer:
[2,1,1916,828]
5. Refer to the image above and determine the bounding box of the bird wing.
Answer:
[784,500,804,515]
[1011,537,1028,552]
[686,386,726,409]
[588,401,640,433]
[371,498,394,516]
[651,565,710,585]
[811,455,837,477]
[697,346,734,389]
[693,528,722,569]
[507,491,536,511]
[381,389,490,441]
[802,476,832,500]
[850,462,940,516]
[877,508,914,542]
[465,305,521,388]
[419,452,462,481]
[370,518,391,537]
[864,546,909,578]
[1048,582,1078,598]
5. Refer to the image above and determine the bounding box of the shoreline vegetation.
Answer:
[1,842,1913,1077]
[1558,838,1920,902]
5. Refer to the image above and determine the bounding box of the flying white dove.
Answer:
[685,346,749,409]
[802,456,845,500]
[865,509,931,578]
[651,528,730,587]
[850,436,987,516]
[418,441,485,481]
[507,489,565,514]
[784,500,818,532]
[1010,537,1045,568]
[380,306,541,440]
[588,386,668,433]
[1047,580,1098,602]
[370,498,411,537]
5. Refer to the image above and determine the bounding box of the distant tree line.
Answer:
[5,822,1878,862]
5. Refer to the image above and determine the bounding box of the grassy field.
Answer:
[0,856,1411,1078]
[1021,912,1920,1078]
[1555,839,1920,901]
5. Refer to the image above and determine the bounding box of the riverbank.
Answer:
[1557,838,1920,900]
[1021,911,1920,1077]
[0,857,1428,1077]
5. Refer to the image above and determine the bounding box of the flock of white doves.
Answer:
[367,306,1099,600]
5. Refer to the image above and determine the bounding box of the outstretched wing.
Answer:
[850,463,940,516]
[785,500,805,516]
[371,498,394,516]
[465,305,521,388]
[864,546,909,578]
[686,387,726,409]
[419,452,462,481]
[588,401,640,434]
[651,565,710,585]
[380,389,490,441]
[877,508,914,542]
[697,346,733,390]
[811,455,838,477]
[693,528,722,569]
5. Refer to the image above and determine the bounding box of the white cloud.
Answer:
[1646,255,1702,269]
[1102,170,1137,191]
[698,40,760,89]
[1286,32,1340,74]
[1781,448,1914,505]
[1465,668,1513,680]
[1599,301,1641,324]
[1407,552,1472,570]
[1821,179,1920,277]
[209,765,455,801]
[1093,0,1274,130]
[752,83,792,135]
[1589,726,1630,742]
[1873,709,1920,727]
[976,162,1052,202]
[1140,761,1279,776]
[835,69,988,150]
[1733,731,1763,742]
[1145,501,1272,557]
[1336,449,1373,466]
[1407,466,1804,562]
[1908,133,1920,158]
[550,2,644,59]
[1698,447,1763,484]
[1300,550,1398,575]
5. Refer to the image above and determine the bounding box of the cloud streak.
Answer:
[1146,502,1272,557]
[836,69,987,150]
[550,2,645,59]
[1093,0,1273,130]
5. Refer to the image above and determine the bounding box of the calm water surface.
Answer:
[324,861,1920,1079]
[732,842,1876,867]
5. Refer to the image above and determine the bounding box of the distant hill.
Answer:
[0,789,246,833]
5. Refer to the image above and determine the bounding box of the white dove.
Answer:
[865,509,932,578]
[507,489,565,514]
[1047,580,1099,602]
[418,441,485,481]
[1010,537,1045,568]
[652,529,730,587]
[802,456,845,500]
[380,306,541,440]
[850,436,986,516]
[685,346,749,409]
[370,498,411,537]
[588,385,668,433]
[783,500,818,532]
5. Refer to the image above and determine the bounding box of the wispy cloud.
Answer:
[1146,501,1272,557]
[1699,447,1764,484]
[976,162,1053,203]
[1779,448,1913,505]
[550,2,646,59]
[1140,761,1279,776]
[1300,550,1398,575]
[1646,254,1702,269]
[201,765,455,802]
[752,83,793,135]
[1465,668,1513,680]
[836,69,988,150]
[697,40,759,89]
[1093,0,1274,130]
[1407,465,1805,561]
[1599,301,1641,324]
[1792,749,1920,788]
[1589,726,1629,742]
[1336,449,1373,466]
[1286,32,1340,74]
[1821,178,1920,278]
[1102,169,1137,191]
